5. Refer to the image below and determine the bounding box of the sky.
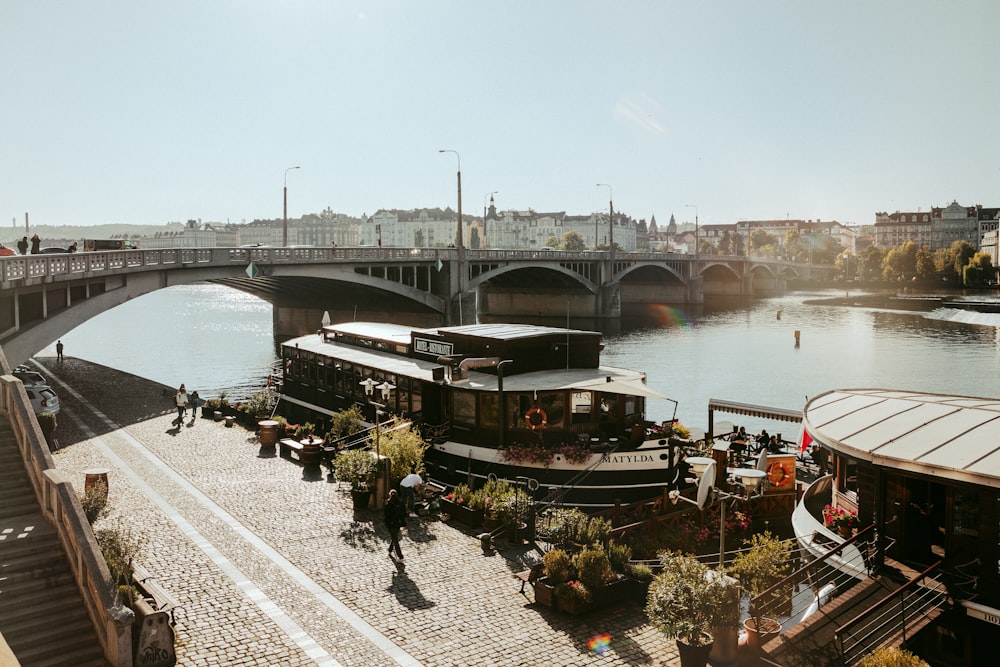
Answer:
[3,1,998,230]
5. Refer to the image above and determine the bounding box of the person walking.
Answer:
[30,234,40,254]
[384,489,407,561]
[56,340,64,362]
[399,469,424,517]
[188,390,202,420]
[16,236,28,255]
[175,384,189,422]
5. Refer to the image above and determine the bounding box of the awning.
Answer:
[708,398,803,423]
[574,378,670,401]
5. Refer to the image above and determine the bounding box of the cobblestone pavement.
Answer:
[36,356,681,667]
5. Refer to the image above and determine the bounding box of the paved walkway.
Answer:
[35,357,682,667]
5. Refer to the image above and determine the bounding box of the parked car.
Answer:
[39,247,69,254]
[13,369,47,387]
[25,386,60,414]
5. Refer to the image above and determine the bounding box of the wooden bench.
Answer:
[133,563,182,625]
[514,562,545,595]
[279,438,305,460]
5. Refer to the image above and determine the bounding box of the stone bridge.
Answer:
[0,247,822,365]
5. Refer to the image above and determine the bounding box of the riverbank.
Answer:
[35,355,682,667]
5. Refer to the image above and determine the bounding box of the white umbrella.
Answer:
[321,311,331,327]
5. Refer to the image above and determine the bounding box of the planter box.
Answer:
[439,498,484,527]
[533,578,556,607]
[555,589,593,616]
[591,577,632,607]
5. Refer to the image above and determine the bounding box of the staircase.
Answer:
[0,423,108,666]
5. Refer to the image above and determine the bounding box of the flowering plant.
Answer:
[500,441,593,466]
[444,483,473,507]
[823,504,859,530]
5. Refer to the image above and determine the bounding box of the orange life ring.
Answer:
[524,407,548,430]
[767,461,791,488]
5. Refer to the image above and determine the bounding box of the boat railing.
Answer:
[534,440,625,513]
[749,524,878,644]
[835,560,946,664]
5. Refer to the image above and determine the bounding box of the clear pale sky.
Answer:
[3,1,998,229]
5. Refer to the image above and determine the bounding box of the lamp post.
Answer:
[596,183,614,260]
[843,251,850,281]
[483,191,498,249]
[283,166,300,247]
[439,150,463,251]
[686,203,698,259]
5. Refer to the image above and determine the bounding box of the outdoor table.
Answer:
[258,420,279,447]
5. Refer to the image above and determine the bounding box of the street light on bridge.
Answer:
[686,203,698,260]
[596,183,614,260]
[283,166,300,247]
[439,150,463,251]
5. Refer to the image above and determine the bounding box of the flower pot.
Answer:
[743,617,781,652]
[676,635,714,667]
[838,525,854,538]
[351,488,372,510]
[709,625,738,666]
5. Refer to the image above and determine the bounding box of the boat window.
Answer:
[480,393,499,428]
[452,389,476,426]
[538,392,565,429]
[836,456,859,500]
[336,362,352,394]
[952,489,979,537]
[571,391,593,425]
[396,377,410,415]
[410,380,422,416]
[624,396,641,419]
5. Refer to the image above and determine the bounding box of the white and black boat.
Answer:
[278,322,687,509]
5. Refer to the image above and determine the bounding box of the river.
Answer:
[55,284,1000,436]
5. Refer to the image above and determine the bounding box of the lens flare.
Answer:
[587,633,612,655]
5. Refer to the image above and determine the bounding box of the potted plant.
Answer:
[857,647,930,667]
[554,579,592,616]
[730,532,792,652]
[535,548,571,607]
[834,509,860,537]
[334,448,377,510]
[575,544,627,607]
[645,551,735,667]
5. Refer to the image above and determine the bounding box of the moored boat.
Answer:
[278,321,688,509]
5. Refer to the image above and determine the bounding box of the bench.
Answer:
[279,438,305,460]
[514,562,545,595]
[133,563,182,625]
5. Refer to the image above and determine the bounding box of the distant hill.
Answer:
[0,223,185,245]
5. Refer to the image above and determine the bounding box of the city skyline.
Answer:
[3,2,998,229]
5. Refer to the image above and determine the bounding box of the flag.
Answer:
[246,262,260,279]
[798,428,813,453]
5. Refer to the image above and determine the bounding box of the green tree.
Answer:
[717,230,733,255]
[858,245,885,282]
[915,245,936,280]
[748,229,776,256]
[560,230,587,251]
[544,235,559,248]
[882,241,919,280]
[963,251,994,287]
[469,226,480,249]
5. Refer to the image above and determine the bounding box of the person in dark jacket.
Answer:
[384,489,407,561]
[16,237,27,255]
[30,234,40,254]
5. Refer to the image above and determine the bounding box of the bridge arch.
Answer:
[467,262,598,293]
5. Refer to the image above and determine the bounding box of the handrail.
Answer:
[0,355,133,664]
[835,560,945,663]
[750,523,877,614]
[836,559,943,635]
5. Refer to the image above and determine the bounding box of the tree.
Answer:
[882,241,919,280]
[544,236,559,248]
[560,231,587,251]
[469,227,480,249]
[748,229,776,256]
[858,245,885,282]
[718,231,734,255]
[915,245,935,280]
[413,229,425,247]
[963,251,994,287]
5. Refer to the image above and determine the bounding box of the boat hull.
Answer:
[425,439,683,510]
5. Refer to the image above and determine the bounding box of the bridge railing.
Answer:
[0,349,133,665]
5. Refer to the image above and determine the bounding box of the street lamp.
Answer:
[686,204,698,259]
[596,183,614,259]
[283,166,300,247]
[483,191,498,249]
[669,455,767,568]
[843,251,851,281]
[439,150,463,251]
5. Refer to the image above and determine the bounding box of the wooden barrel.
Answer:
[258,420,279,447]
[300,437,322,466]
[83,468,110,500]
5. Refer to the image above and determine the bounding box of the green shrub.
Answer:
[575,546,614,590]
[37,412,57,447]
[373,419,427,481]
[606,540,632,575]
[94,522,145,601]
[857,647,929,667]
[628,563,654,582]
[80,481,108,524]
[243,390,275,417]
[543,548,572,583]
[329,405,365,438]
[646,551,736,646]
[334,448,377,491]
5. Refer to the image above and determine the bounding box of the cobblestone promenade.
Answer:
[37,357,681,667]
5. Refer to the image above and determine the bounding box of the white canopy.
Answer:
[804,388,1000,489]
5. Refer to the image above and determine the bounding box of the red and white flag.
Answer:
[798,428,813,453]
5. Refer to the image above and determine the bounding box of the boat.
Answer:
[277,321,688,509]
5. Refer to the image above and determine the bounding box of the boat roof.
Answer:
[282,333,666,398]
[803,388,1000,489]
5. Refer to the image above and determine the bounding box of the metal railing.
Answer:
[836,560,946,664]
